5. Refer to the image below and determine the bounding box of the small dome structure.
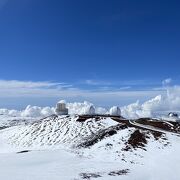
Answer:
[58,100,66,104]
[83,105,95,115]
[109,106,121,116]
[55,100,68,115]
[168,112,178,118]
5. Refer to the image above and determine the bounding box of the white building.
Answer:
[168,112,180,122]
[55,100,68,115]
[83,105,95,115]
[168,112,178,118]
[109,106,121,116]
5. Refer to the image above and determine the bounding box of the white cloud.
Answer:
[121,85,180,118]
[162,78,172,86]
[85,80,111,86]
[0,80,74,97]
[118,86,131,90]
[1,79,180,112]
[84,79,158,86]
[1,83,180,119]
[0,80,62,89]
[0,80,163,100]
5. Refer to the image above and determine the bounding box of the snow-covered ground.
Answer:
[0,115,179,180]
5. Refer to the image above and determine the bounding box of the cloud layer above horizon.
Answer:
[0,79,166,108]
[0,79,180,118]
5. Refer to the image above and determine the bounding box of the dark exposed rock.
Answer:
[108,169,129,176]
[151,131,163,140]
[123,130,148,151]
[79,173,102,179]
[135,118,180,134]
[17,150,30,154]
[0,126,8,130]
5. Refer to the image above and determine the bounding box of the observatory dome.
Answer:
[109,106,121,116]
[83,105,95,115]
[55,100,68,115]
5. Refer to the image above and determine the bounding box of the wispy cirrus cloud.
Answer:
[84,79,112,86]
[84,79,161,87]
[0,80,63,89]
[0,79,166,107]
[153,78,173,91]
[1,78,179,109]
[0,80,73,97]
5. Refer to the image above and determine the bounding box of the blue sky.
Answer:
[0,0,179,108]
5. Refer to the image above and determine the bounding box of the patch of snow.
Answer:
[1,116,117,149]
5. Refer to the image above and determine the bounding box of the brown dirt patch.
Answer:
[123,130,148,151]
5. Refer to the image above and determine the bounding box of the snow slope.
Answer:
[0,115,118,149]
[0,115,179,180]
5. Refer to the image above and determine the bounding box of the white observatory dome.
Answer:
[109,106,121,116]
[58,100,66,104]
[168,112,178,118]
[83,105,95,115]
[55,100,68,115]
